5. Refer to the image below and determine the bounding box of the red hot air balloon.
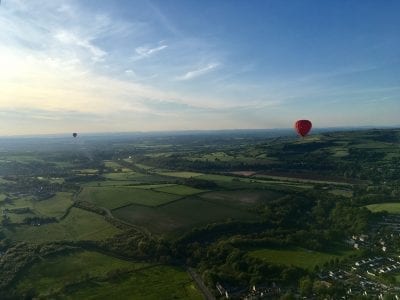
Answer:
[294,120,312,137]
[72,133,77,138]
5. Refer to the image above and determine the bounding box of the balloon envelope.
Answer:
[294,120,312,137]
[72,133,77,138]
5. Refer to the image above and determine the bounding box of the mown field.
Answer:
[249,247,355,270]
[366,203,400,214]
[199,189,283,209]
[4,208,120,242]
[112,196,260,236]
[77,186,182,209]
[14,250,202,299]
[154,185,205,196]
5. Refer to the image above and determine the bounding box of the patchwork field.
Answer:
[112,197,260,236]
[77,186,182,209]
[249,247,355,270]
[4,208,120,242]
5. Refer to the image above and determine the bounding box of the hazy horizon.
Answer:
[1,0,399,135]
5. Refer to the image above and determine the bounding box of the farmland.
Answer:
[77,186,182,209]
[113,196,260,235]
[3,208,121,242]
[14,251,202,299]
[0,128,399,298]
[366,203,400,214]
[249,247,355,270]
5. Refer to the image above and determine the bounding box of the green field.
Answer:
[250,247,354,270]
[154,185,205,196]
[66,265,202,300]
[158,171,204,178]
[113,197,260,236]
[4,208,120,242]
[103,172,144,181]
[33,192,74,218]
[15,251,151,296]
[78,187,182,209]
[366,203,400,213]
[14,251,201,299]
[200,189,283,208]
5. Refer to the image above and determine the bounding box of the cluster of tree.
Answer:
[22,216,57,225]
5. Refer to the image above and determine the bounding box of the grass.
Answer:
[82,180,141,187]
[4,208,120,242]
[33,192,74,219]
[103,172,143,181]
[200,189,283,208]
[249,247,354,270]
[15,251,151,296]
[329,189,353,198]
[65,265,202,300]
[366,203,400,214]
[78,187,182,209]
[158,171,204,178]
[154,185,205,196]
[104,160,124,169]
[113,196,259,236]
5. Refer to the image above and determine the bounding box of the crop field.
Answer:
[200,189,284,208]
[366,203,400,214]
[4,208,120,242]
[130,184,176,189]
[82,180,142,187]
[78,186,182,209]
[249,247,355,270]
[112,197,260,236]
[104,160,124,169]
[103,172,144,181]
[154,185,205,196]
[158,171,204,178]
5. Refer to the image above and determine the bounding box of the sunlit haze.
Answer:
[0,0,399,135]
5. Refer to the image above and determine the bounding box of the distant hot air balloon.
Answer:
[294,120,312,137]
[72,132,77,138]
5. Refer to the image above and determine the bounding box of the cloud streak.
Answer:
[177,63,220,80]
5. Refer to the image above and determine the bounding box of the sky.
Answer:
[0,0,399,135]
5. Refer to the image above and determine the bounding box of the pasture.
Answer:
[78,186,182,209]
[366,203,400,214]
[15,251,151,296]
[250,247,354,270]
[4,208,120,242]
[65,265,202,300]
[158,171,204,178]
[112,196,260,236]
[33,192,74,219]
[154,185,205,196]
[199,189,283,208]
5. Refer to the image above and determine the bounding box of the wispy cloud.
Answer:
[177,63,220,80]
[133,43,168,60]
[54,30,107,61]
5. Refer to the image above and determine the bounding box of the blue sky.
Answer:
[0,0,399,135]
